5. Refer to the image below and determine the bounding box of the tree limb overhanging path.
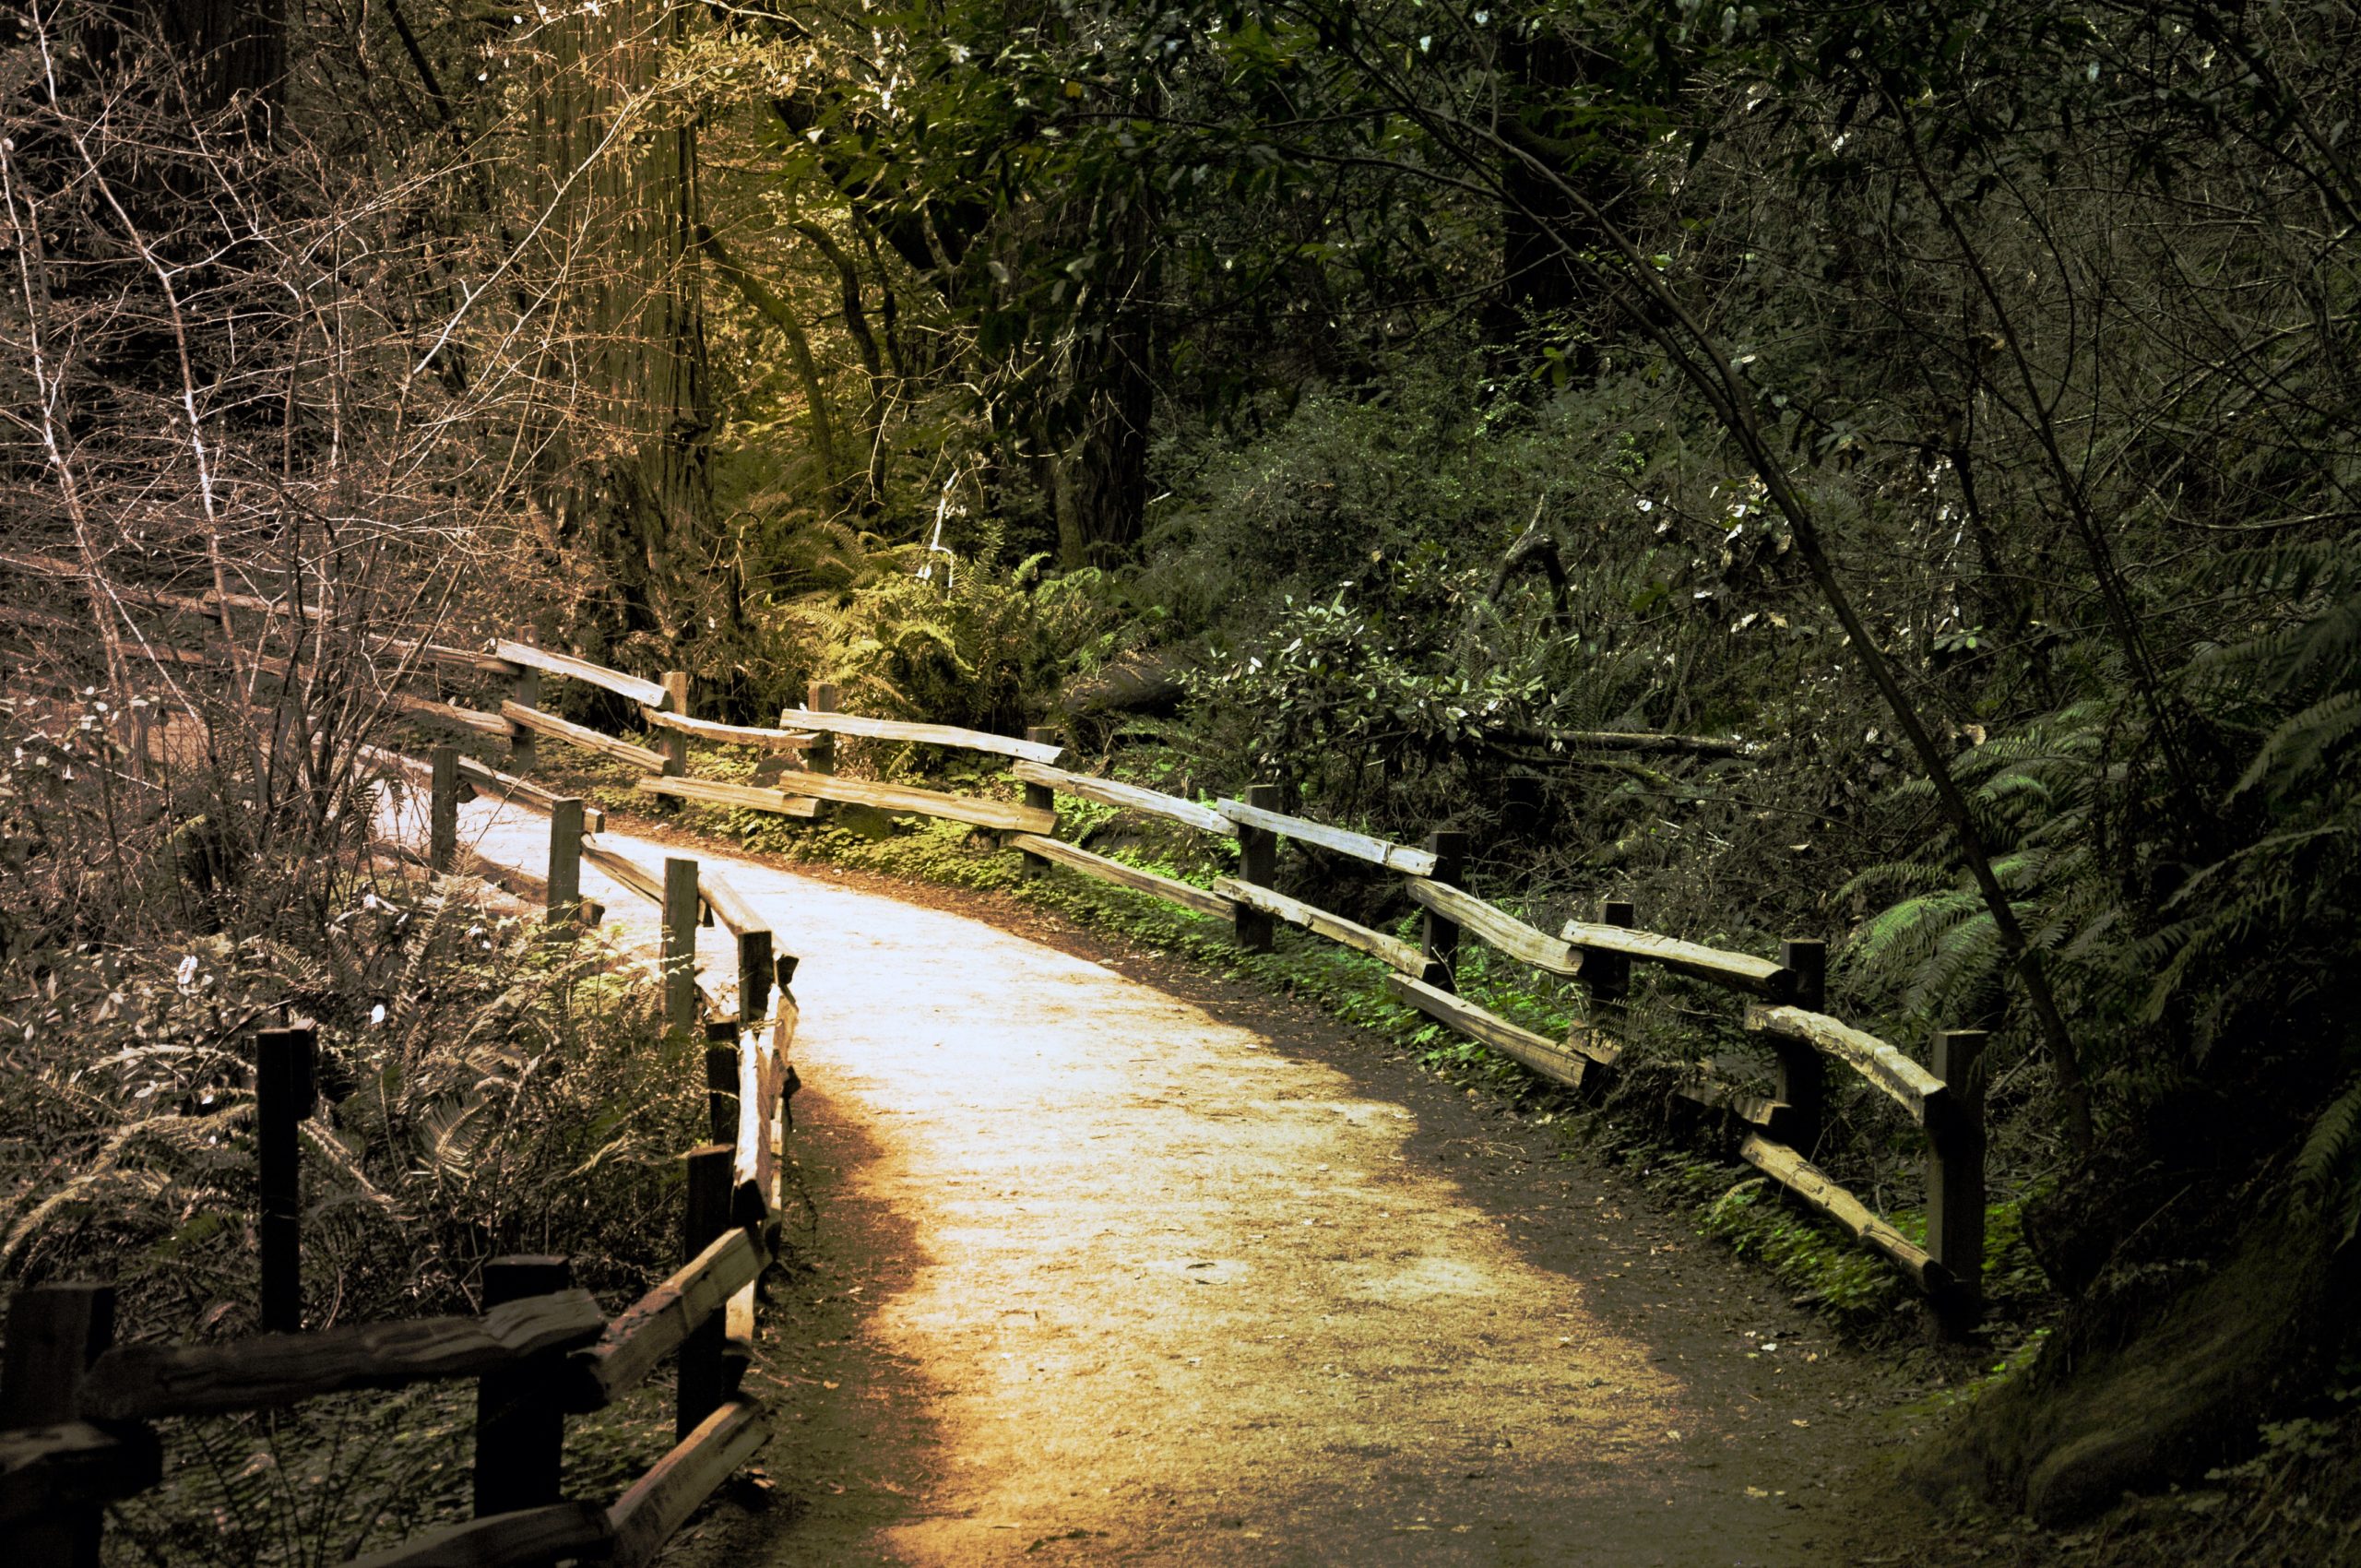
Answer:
[409,793,1917,1566]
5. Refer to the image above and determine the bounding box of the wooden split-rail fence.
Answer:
[4,601,1991,1561]
[379,634,1988,1332]
[1,741,800,1568]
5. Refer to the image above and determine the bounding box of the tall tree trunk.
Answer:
[525,0,723,659]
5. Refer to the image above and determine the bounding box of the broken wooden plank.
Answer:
[1212,878,1430,975]
[560,1231,764,1412]
[498,703,666,772]
[1746,1005,1948,1127]
[1213,799,1438,876]
[1008,834,1237,921]
[1383,973,1591,1088]
[337,1502,614,1568]
[606,1400,768,1568]
[78,1291,606,1421]
[492,642,670,709]
[638,773,1052,835]
[1008,762,1231,837]
[1738,1134,1946,1295]
[453,754,607,834]
[776,706,1063,765]
[1404,881,1580,975]
[1558,919,1797,999]
[1673,1073,1798,1141]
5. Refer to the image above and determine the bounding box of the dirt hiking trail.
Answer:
[411,793,1933,1566]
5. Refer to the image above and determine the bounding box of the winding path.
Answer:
[397,790,1916,1566]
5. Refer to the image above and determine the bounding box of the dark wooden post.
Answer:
[1928,1028,1989,1335]
[1233,781,1278,954]
[1587,898,1635,1030]
[1419,830,1467,989]
[658,672,690,778]
[428,745,459,873]
[1774,940,1828,1154]
[545,797,584,932]
[473,1256,571,1516]
[678,1146,733,1438]
[737,928,773,1028]
[804,681,838,778]
[256,1026,316,1333]
[1019,727,1058,875]
[662,858,701,1034]
[2,1281,118,1568]
[801,682,838,824]
[704,1022,741,1144]
[507,627,540,773]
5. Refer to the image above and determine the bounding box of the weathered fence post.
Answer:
[507,626,540,773]
[704,1021,741,1144]
[1233,782,1278,954]
[1420,829,1467,989]
[3,1281,119,1568]
[1928,1028,1989,1335]
[1587,898,1634,1030]
[679,1146,733,1439]
[662,858,701,1034]
[545,797,584,932]
[473,1255,572,1516]
[256,1026,316,1333]
[658,672,690,778]
[1019,727,1058,876]
[804,681,838,778]
[737,927,773,1029]
[1773,939,1828,1153]
[428,745,459,874]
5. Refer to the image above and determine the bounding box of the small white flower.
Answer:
[371,1003,387,1027]
[1637,498,1655,512]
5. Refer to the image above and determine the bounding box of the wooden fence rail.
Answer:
[3,754,803,1568]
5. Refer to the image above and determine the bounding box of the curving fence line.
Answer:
[392,636,1988,1333]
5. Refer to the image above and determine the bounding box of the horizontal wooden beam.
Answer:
[777,705,1063,765]
[561,1229,765,1412]
[1673,1072,1797,1141]
[78,1290,605,1421]
[1404,880,1580,976]
[640,708,815,753]
[1213,878,1430,975]
[607,1399,769,1568]
[0,1420,161,1525]
[493,642,670,709]
[639,772,1052,835]
[337,1501,614,1568]
[1738,1134,1946,1295]
[1558,918,1796,999]
[453,754,606,834]
[498,702,666,772]
[1214,800,1437,876]
[1383,973,1591,1088]
[1746,1005,1948,1126]
[1008,762,1231,837]
[578,836,711,924]
[391,691,510,739]
[1008,834,1237,921]
[697,870,769,940]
